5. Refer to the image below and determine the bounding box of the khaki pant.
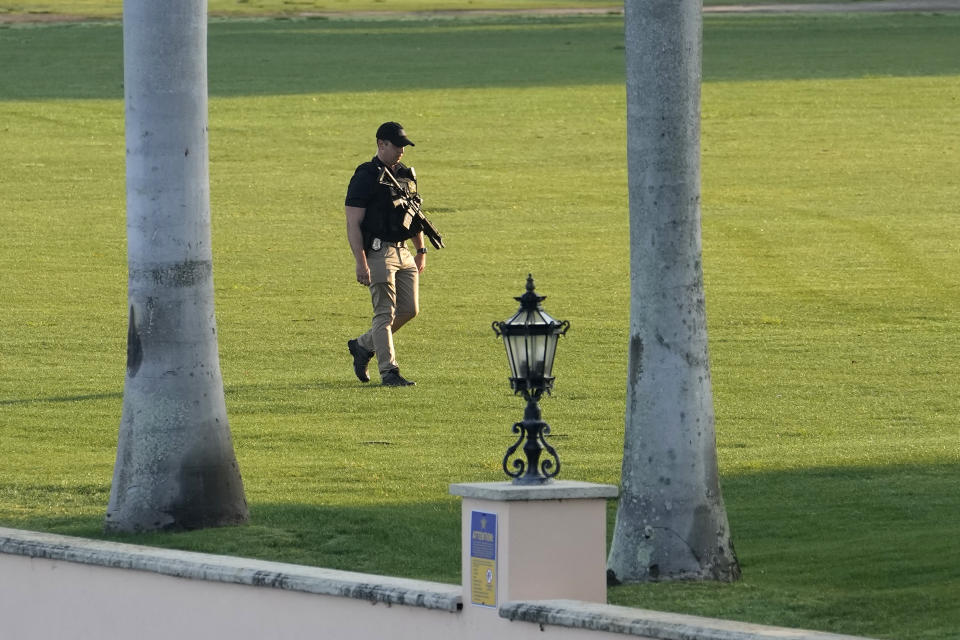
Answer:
[356,244,419,375]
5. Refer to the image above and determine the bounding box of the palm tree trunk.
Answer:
[106,0,249,532]
[606,0,740,583]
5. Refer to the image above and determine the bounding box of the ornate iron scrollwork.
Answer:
[501,393,561,485]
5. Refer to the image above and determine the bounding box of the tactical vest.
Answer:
[361,162,420,245]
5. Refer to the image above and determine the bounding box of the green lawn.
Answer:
[1,10,958,640]
[2,0,876,20]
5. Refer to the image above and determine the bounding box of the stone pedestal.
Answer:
[450,480,618,610]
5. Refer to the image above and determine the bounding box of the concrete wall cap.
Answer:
[500,600,880,640]
[449,480,619,501]
[0,527,462,612]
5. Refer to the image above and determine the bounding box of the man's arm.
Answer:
[411,231,426,274]
[345,206,370,286]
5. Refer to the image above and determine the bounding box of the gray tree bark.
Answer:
[606,0,739,583]
[106,0,249,533]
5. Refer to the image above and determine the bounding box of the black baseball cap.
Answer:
[376,121,415,147]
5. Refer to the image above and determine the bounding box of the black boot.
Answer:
[381,369,415,387]
[347,339,374,383]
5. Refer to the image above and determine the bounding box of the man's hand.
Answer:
[356,262,371,286]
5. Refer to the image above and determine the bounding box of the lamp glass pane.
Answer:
[505,333,527,379]
[503,333,519,379]
[541,333,559,379]
[526,333,547,378]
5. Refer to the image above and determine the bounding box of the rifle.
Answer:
[379,166,445,250]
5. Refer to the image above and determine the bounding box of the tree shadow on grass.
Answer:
[0,379,373,408]
[4,463,956,594]
[3,500,463,584]
[607,462,960,639]
[2,14,959,101]
[0,392,123,406]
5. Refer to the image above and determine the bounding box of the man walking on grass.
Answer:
[344,122,427,387]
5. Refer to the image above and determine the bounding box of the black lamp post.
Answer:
[492,274,570,484]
